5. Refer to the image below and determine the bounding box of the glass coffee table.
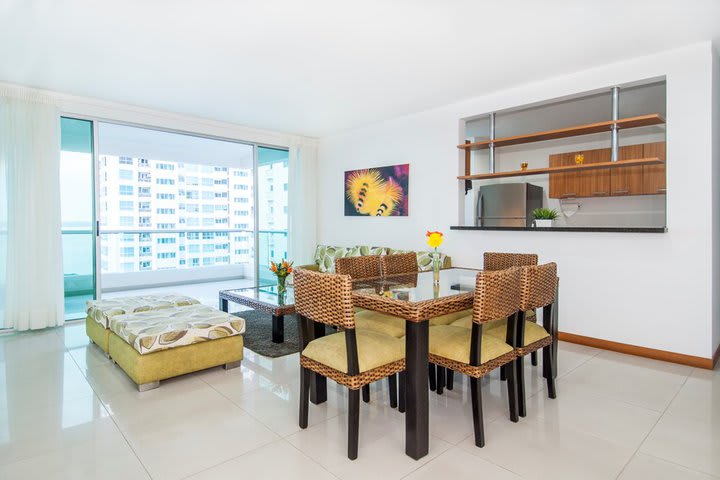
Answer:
[219,285,295,343]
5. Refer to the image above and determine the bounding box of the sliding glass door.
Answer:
[96,122,257,303]
[257,147,289,285]
[57,118,289,315]
[60,118,96,320]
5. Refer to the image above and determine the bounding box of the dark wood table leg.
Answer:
[272,314,284,343]
[405,319,429,460]
[310,322,327,405]
[219,298,229,312]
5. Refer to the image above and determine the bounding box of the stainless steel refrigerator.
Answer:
[476,183,543,227]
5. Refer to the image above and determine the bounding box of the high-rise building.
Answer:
[98,155,257,274]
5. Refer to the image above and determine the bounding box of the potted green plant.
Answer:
[532,208,559,228]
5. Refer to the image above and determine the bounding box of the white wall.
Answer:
[712,47,720,358]
[318,42,717,359]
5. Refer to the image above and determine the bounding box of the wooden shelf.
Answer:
[458,114,665,151]
[457,157,663,181]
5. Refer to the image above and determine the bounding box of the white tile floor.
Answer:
[0,325,718,480]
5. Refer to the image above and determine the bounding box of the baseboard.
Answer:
[558,331,716,370]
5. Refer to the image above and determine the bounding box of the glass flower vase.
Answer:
[276,275,287,297]
[432,252,440,286]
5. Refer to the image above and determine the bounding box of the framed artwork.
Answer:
[344,164,409,216]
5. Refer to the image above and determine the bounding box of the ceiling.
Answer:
[1,0,719,137]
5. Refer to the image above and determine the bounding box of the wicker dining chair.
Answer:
[483,252,540,367]
[448,252,539,363]
[427,268,522,447]
[295,268,406,460]
[380,252,418,275]
[439,252,539,392]
[489,262,558,417]
[336,255,382,279]
[483,252,539,271]
[336,254,403,405]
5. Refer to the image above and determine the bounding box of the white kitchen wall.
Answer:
[317,42,717,360]
[712,47,720,358]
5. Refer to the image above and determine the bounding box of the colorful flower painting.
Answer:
[344,164,409,216]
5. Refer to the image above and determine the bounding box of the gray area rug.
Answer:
[233,310,333,358]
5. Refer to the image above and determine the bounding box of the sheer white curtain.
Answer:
[0,93,64,330]
[287,140,318,265]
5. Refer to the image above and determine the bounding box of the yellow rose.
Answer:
[425,231,443,249]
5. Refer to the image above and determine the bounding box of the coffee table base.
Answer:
[272,314,284,343]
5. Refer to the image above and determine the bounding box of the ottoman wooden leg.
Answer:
[138,381,160,392]
[224,360,242,370]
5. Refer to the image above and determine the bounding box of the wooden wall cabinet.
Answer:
[549,148,610,198]
[549,142,666,198]
[611,145,644,195]
[642,142,667,195]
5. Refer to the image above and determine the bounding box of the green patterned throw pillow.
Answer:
[357,245,387,256]
[318,246,350,273]
[314,245,328,264]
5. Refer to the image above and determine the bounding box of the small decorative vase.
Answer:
[276,275,287,296]
[432,252,440,286]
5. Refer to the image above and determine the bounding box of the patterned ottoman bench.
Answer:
[108,304,245,391]
[85,294,200,355]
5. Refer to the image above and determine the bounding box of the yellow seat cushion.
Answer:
[450,310,536,330]
[486,320,550,346]
[429,308,473,326]
[429,325,513,365]
[449,315,505,330]
[354,310,406,338]
[302,330,405,374]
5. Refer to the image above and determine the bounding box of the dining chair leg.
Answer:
[348,388,360,460]
[362,384,370,403]
[388,374,398,408]
[543,345,557,399]
[398,371,406,413]
[531,351,538,366]
[436,366,446,395]
[428,363,437,391]
[506,361,519,423]
[517,356,526,417]
[469,377,485,447]
[446,369,454,390]
[299,367,310,429]
[500,365,507,381]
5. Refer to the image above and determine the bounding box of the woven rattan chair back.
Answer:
[381,252,418,275]
[484,252,538,271]
[335,255,381,279]
[472,267,522,324]
[519,262,557,311]
[293,268,356,329]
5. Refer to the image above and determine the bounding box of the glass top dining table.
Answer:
[311,267,481,460]
[351,267,480,303]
